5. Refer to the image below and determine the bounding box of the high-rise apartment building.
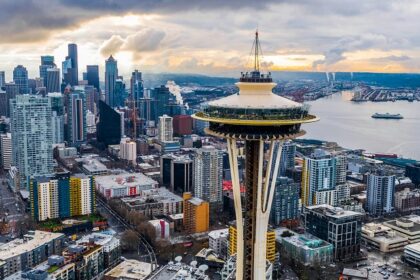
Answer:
[279,141,296,176]
[158,114,173,142]
[46,67,60,93]
[193,146,223,207]
[270,176,300,226]
[39,55,55,86]
[86,65,100,91]
[304,204,363,260]
[67,87,87,147]
[366,172,395,216]
[183,192,209,234]
[105,55,118,107]
[10,95,54,184]
[30,174,95,221]
[301,151,347,206]
[0,133,12,170]
[13,65,29,94]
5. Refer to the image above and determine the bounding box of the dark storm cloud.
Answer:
[0,0,276,43]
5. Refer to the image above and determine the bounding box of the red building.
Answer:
[173,115,192,136]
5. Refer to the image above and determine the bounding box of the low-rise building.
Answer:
[208,228,229,259]
[404,242,420,267]
[220,255,272,280]
[340,268,368,280]
[96,173,158,199]
[79,157,109,176]
[0,231,65,278]
[121,187,183,217]
[282,233,333,266]
[395,188,420,213]
[148,260,209,279]
[104,259,152,280]
[63,244,104,280]
[304,204,363,260]
[148,219,170,239]
[77,231,121,268]
[361,223,408,252]
[384,215,420,244]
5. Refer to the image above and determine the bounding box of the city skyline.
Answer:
[1,1,420,79]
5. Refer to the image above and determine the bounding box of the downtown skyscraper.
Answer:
[86,65,100,91]
[67,86,87,147]
[39,55,55,86]
[13,65,29,94]
[62,43,78,87]
[105,55,118,107]
[46,67,60,93]
[10,95,54,184]
[131,70,144,101]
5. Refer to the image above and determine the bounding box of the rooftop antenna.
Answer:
[254,29,261,72]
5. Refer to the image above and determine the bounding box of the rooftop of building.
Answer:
[384,215,420,233]
[195,248,225,263]
[121,187,183,205]
[405,242,420,254]
[362,223,408,243]
[95,172,158,188]
[305,204,363,219]
[105,259,152,280]
[0,231,64,260]
[342,268,368,279]
[208,228,229,239]
[282,233,333,250]
[76,230,118,247]
[188,197,207,206]
[149,261,209,280]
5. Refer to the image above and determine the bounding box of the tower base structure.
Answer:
[226,136,284,280]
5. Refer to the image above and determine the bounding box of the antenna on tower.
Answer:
[254,29,260,72]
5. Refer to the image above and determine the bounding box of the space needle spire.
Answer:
[193,32,319,279]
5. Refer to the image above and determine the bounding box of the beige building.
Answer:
[361,223,408,252]
[384,215,420,244]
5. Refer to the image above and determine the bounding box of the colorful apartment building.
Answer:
[30,174,95,221]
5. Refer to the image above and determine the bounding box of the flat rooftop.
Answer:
[105,259,152,279]
[208,228,229,239]
[150,263,209,280]
[0,231,63,260]
[95,172,158,188]
[283,233,332,250]
[121,187,183,205]
[306,204,363,219]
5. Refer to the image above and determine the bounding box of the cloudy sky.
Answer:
[1,0,420,80]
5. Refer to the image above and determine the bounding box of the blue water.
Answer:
[303,91,420,160]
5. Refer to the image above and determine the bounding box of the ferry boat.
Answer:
[371,113,403,119]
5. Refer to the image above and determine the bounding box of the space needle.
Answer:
[192,32,318,279]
